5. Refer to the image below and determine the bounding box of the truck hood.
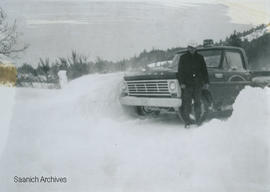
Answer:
[124,70,177,81]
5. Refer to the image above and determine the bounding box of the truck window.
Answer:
[172,50,222,70]
[223,51,244,71]
[197,50,222,68]
[171,53,183,71]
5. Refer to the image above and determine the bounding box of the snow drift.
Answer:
[0,73,269,192]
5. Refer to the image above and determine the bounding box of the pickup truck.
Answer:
[119,45,270,120]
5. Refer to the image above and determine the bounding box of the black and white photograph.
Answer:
[0,0,270,191]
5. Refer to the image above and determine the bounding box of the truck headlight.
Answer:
[120,81,127,92]
[169,81,176,91]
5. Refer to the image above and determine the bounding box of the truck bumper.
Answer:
[119,96,182,108]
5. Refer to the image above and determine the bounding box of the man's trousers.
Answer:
[181,86,202,124]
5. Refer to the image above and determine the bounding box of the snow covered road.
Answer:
[0,73,270,192]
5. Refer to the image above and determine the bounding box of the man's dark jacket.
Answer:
[177,51,209,87]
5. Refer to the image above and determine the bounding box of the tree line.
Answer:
[16,51,125,86]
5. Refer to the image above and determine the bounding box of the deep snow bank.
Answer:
[0,73,269,192]
[186,87,270,191]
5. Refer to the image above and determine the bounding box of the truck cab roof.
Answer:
[176,45,246,54]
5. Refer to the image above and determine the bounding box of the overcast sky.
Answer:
[1,0,270,65]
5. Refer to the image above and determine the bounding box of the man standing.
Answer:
[177,44,209,127]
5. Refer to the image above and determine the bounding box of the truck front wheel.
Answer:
[136,106,160,116]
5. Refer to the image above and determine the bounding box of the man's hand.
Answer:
[180,84,186,89]
[203,83,209,89]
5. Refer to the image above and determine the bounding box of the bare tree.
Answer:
[0,7,28,56]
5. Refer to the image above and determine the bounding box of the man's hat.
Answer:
[187,41,198,48]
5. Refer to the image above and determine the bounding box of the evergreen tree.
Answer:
[227,30,242,47]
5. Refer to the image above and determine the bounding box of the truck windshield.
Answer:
[198,50,222,68]
[171,49,222,71]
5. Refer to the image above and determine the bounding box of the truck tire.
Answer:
[136,106,160,116]
[198,95,210,123]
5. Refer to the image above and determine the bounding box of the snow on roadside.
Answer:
[0,73,269,192]
[187,86,270,191]
[0,87,16,157]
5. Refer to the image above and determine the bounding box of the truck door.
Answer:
[197,49,225,107]
[217,49,250,105]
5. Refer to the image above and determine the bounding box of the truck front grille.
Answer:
[127,80,170,97]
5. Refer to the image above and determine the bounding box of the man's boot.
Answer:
[185,123,191,128]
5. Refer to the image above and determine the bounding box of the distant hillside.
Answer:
[241,24,270,42]
[243,33,270,70]
[127,23,270,70]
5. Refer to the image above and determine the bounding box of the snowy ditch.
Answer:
[0,72,269,192]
